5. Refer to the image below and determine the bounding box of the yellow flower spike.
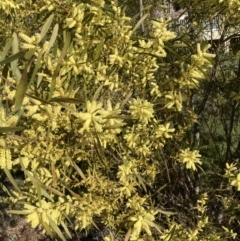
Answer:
[19,32,33,44]
[196,43,203,57]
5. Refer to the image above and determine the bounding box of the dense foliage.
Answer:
[1,0,240,240]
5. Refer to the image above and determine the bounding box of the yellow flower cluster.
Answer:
[178,148,202,171]
[129,98,154,124]
[0,0,21,13]
[225,162,240,191]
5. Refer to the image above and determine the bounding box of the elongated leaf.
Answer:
[14,60,31,111]
[92,84,103,101]
[148,221,163,234]
[49,97,84,104]
[25,93,52,105]
[0,38,13,61]
[163,225,176,241]
[2,64,9,79]
[124,228,132,241]
[0,182,12,196]
[11,32,21,80]
[82,12,94,24]
[24,48,36,60]
[131,4,152,22]
[41,188,54,202]
[20,158,64,196]
[48,32,71,100]
[71,161,86,180]
[164,45,184,61]
[61,185,82,201]
[42,221,54,237]
[40,14,54,43]
[60,221,72,239]
[51,162,57,187]
[0,50,27,65]
[47,214,67,241]
[136,175,147,192]
[37,73,43,88]
[103,115,132,119]
[8,210,33,215]
[120,92,132,108]
[47,23,59,52]
[94,132,109,171]
[93,37,105,61]
[27,48,44,90]
[102,123,126,130]
[157,208,176,216]
[91,219,99,230]
[0,127,24,133]
[36,179,42,206]
[3,168,21,193]
[131,13,149,35]
[54,102,76,112]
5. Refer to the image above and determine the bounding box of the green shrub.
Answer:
[0,0,238,240]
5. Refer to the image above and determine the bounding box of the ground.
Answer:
[0,206,109,241]
[0,214,52,241]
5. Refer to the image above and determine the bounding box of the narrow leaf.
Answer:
[42,221,54,237]
[94,132,109,171]
[91,219,99,230]
[2,64,9,79]
[47,214,67,241]
[148,222,163,234]
[71,161,86,180]
[92,84,103,101]
[36,180,42,205]
[8,210,33,215]
[20,158,64,197]
[0,127,24,133]
[61,221,72,239]
[3,168,21,193]
[41,188,54,202]
[120,92,132,108]
[51,162,58,186]
[0,50,27,65]
[48,32,71,100]
[14,60,31,111]
[49,97,84,104]
[25,93,52,105]
[11,32,21,80]
[24,48,36,60]
[93,37,105,61]
[47,23,59,52]
[61,185,82,201]
[124,228,132,241]
[27,49,44,91]
[0,38,13,61]
[164,45,184,61]
[131,13,149,35]
[157,208,176,216]
[40,14,54,43]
